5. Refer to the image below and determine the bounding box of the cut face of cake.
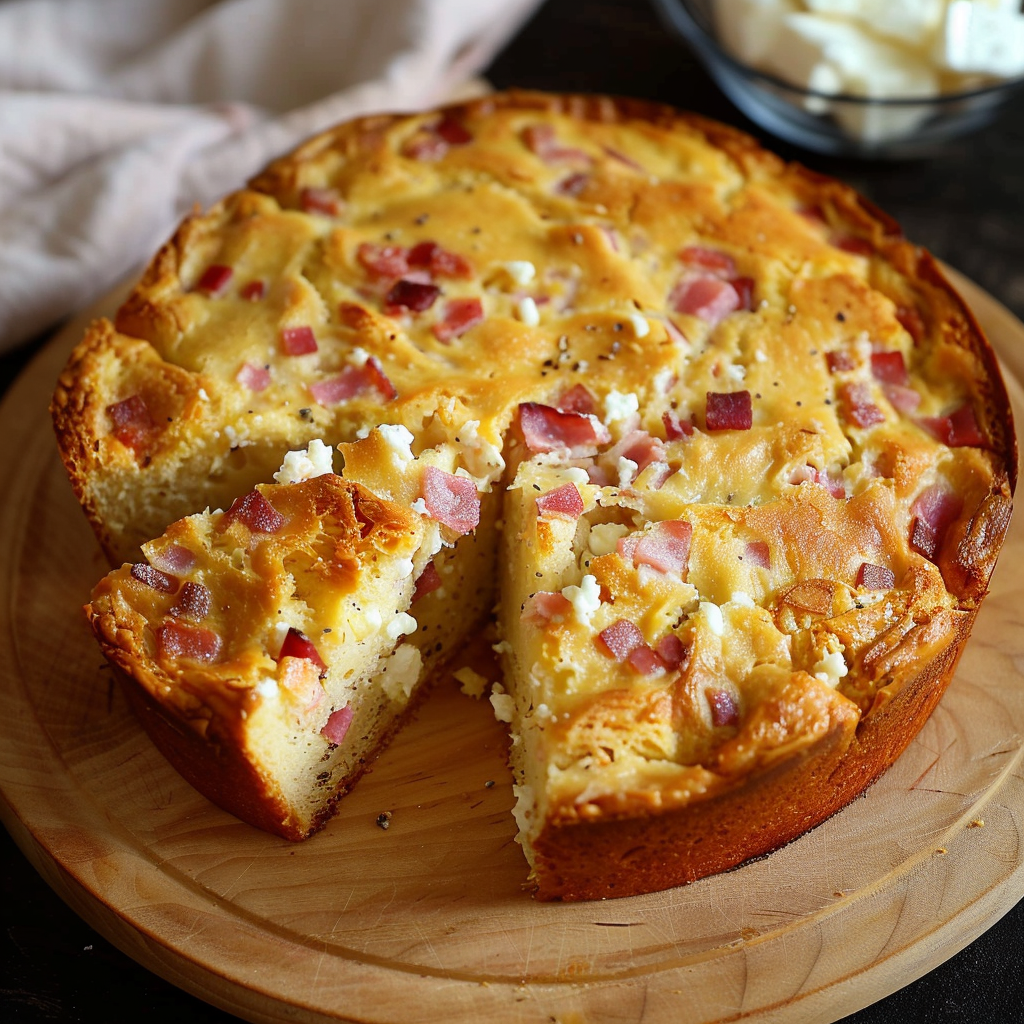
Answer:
[58,91,1015,899]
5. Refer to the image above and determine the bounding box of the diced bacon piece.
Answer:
[602,145,644,170]
[170,581,211,621]
[156,621,222,663]
[300,187,342,216]
[321,705,354,745]
[223,490,285,534]
[896,305,925,345]
[616,534,639,563]
[596,619,646,661]
[555,172,589,197]
[385,279,441,312]
[357,242,410,279]
[856,562,895,590]
[240,279,265,301]
[412,562,443,603]
[421,467,480,534]
[744,540,771,569]
[517,402,611,453]
[522,123,591,163]
[536,483,584,520]
[557,384,597,416]
[309,357,395,406]
[627,645,666,675]
[838,382,885,428]
[705,390,752,431]
[610,430,667,475]
[363,356,397,401]
[662,410,694,440]
[670,277,740,325]
[433,297,484,342]
[631,520,692,576]
[236,362,271,392]
[791,465,845,498]
[106,394,154,450]
[909,483,963,561]
[656,633,688,669]
[280,325,318,356]
[278,627,327,675]
[730,276,756,311]
[918,404,986,448]
[435,116,472,145]
[826,350,856,373]
[884,383,921,414]
[407,241,473,278]
[196,264,233,295]
[151,545,195,574]
[798,204,828,226]
[402,133,449,161]
[521,591,573,626]
[834,235,873,256]
[780,579,836,615]
[870,351,909,386]
[707,689,739,727]
[679,246,737,276]
[130,563,177,593]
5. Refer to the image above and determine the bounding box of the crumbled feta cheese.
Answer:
[729,590,756,608]
[503,260,536,285]
[197,388,210,401]
[533,702,553,722]
[378,423,415,465]
[603,389,640,424]
[411,497,429,516]
[562,574,602,625]
[700,601,725,636]
[273,438,335,484]
[386,612,418,641]
[380,643,423,701]
[617,456,639,488]
[517,296,540,327]
[629,311,650,338]
[726,364,747,382]
[255,677,279,700]
[813,648,849,686]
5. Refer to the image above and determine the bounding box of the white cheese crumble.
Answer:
[726,364,747,382]
[700,601,725,636]
[411,497,429,516]
[255,677,279,700]
[378,423,415,464]
[729,590,756,608]
[617,456,639,488]
[273,438,335,484]
[503,260,536,285]
[517,296,541,327]
[629,311,650,338]
[813,648,849,687]
[604,389,640,425]
[380,643,423,701]
[386,612,418,641]
[562,574,602,625]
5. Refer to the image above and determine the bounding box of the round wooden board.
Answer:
[2,272,1024,1024]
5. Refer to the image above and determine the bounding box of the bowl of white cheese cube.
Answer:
[652,0,1024,156]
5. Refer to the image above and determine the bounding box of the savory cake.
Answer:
[53,91,1016,900]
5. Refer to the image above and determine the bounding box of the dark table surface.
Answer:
[3,0,1024,1020]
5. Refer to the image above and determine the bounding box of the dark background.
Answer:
[3,0,1023,1020]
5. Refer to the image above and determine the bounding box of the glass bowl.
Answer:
[650,0,1024,158]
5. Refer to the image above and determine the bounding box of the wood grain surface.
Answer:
[1,272,1023,1024]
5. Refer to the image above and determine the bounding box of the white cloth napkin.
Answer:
[0,0,541,351]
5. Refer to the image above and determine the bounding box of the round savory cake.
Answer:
[51,90,1016,901]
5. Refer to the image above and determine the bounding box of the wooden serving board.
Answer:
[2,272,1024,1024]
